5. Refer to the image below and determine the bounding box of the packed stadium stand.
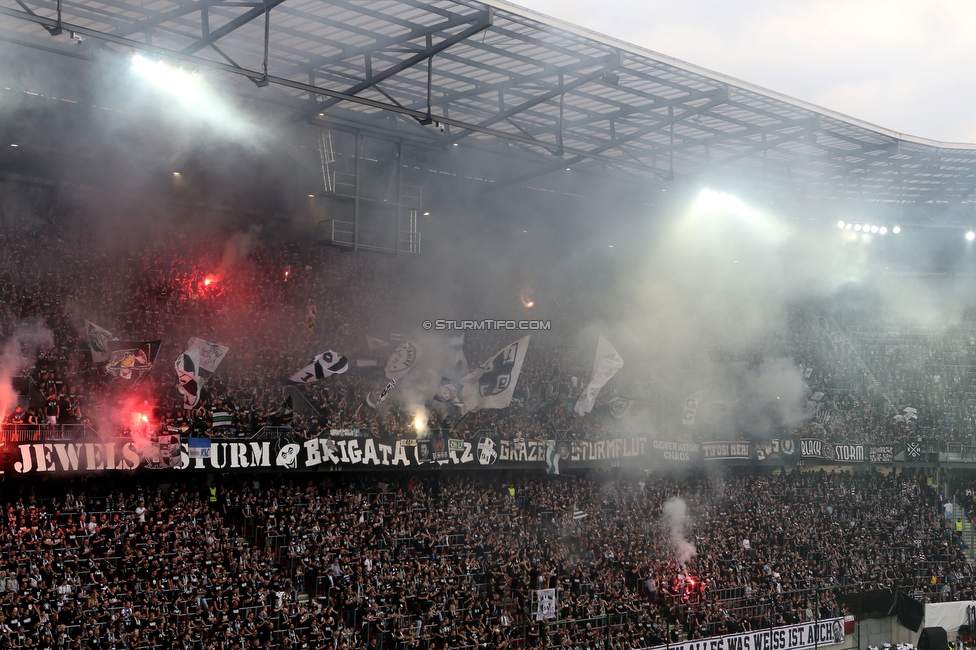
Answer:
[0,202,966,650]
[3,1,976,650]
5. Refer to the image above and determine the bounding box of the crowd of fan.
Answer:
[3,202,976,450]
[0,205,643,443]
[0,467,965,649]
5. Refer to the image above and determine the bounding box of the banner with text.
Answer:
[644,618,844,650]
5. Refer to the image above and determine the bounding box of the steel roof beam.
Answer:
[444,56,619,144]
[274,11,488,81]
[106,0,229,39]
[487,94,728,189]
[312,8,492,114]
[180,0,287,55]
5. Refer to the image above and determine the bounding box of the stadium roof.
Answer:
[2,0,976,212]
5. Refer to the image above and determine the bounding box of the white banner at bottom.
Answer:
[645,618,845,650]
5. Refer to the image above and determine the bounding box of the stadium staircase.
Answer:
[953,498,976,564]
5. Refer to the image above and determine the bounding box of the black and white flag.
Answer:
[107,340,160,385]
[682,390,707,426]
[608,396,634,418]
[187,337,229,374]
[290,350,349,384]
[574,336,623,416]
[86,320,116,364]
[175,348,201,410]
[385,341,425,381]
[894,407,918,423]
[366,379,397,408]
[460,336,530,415]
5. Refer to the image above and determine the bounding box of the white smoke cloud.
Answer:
[0,320,54,419]
[662,496,697,567]
[217,226,261,279]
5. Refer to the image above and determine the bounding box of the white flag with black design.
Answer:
[385,341,425,381]
[187,337,229,374]
[574,336,624,416]
[894,406,918,423]
[459,335,530,415]
[682,390,707,426]
[86,320,116,364]
[290,350,349,384]
[608,396,634,418]
[175,347,201,409]
[366,379,397,408]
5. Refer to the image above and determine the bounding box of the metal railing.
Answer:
[0,423,98,442]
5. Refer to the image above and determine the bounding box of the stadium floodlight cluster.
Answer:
[837,221,976,239]
[836,221,898,235]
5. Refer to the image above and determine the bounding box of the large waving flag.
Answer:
[366,379,397,408]
[187,337,229,374]
[433,377,463,406]
[86,321,116,363]
[459,336,530,416]
[385,341,425,381]
[290,350,349,384]
[106,340,161,385]
[574,336,623,416]
[608,396,634,418]
[175,347,201,409]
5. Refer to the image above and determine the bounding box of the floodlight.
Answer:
[870,225,879,233]
[967,231,975,241]
[879,227,887,234]
[845,223,852,230]
[837,221,845,228]
[854,224,862,231]
[893,226,901,234]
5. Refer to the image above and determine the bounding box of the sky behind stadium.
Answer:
[513,0,976,144]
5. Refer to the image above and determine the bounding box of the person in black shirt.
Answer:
[44,393,59,426]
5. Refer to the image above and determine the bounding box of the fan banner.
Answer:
[644,618,844,650]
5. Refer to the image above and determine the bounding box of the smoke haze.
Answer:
[662,496,697,567]
[0,321,54,418]
[2,37,976,452]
